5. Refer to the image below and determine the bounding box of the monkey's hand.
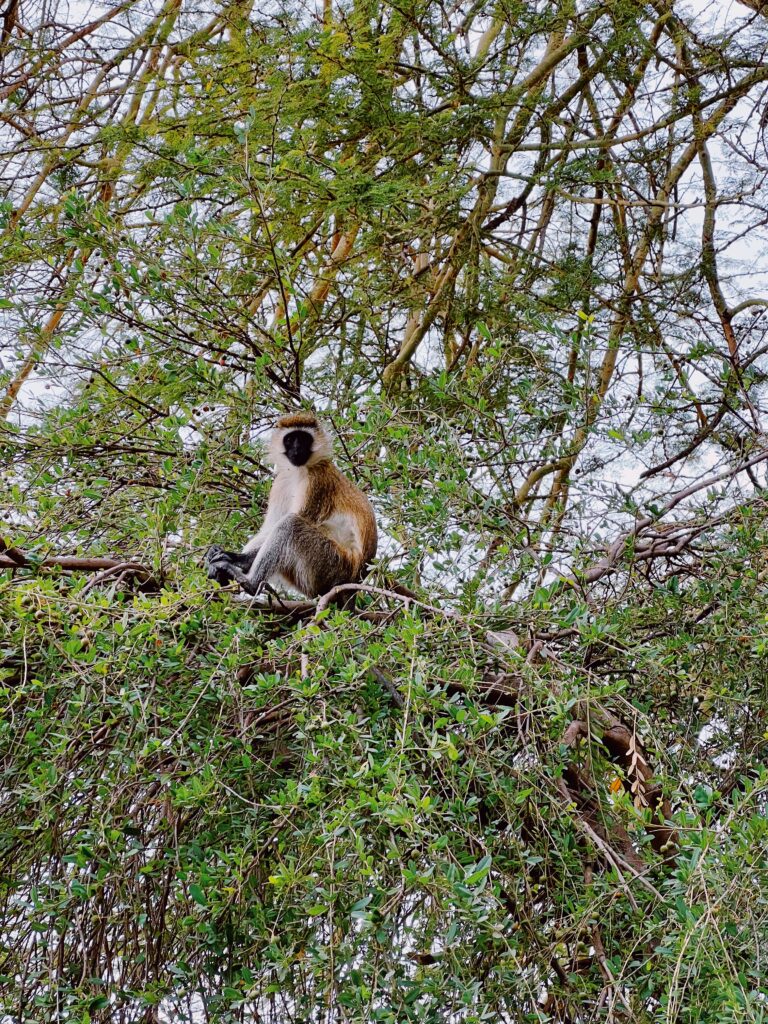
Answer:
[205,545,262,596]
[205,545,238,587]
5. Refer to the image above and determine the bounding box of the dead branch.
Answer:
[0,546,160,590]
[564,713,677,860]
[579,449,768,586]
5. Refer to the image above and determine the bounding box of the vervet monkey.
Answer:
[205,413,377,598]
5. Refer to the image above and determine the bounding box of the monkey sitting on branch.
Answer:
[205,413,377,599]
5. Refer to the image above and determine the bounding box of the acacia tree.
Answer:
[2,0,768,1021]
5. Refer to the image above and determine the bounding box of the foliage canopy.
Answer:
[2,0,768,1020]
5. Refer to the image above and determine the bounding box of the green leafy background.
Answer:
[2,0,768,1020]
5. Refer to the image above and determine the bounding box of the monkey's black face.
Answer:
[283,429,314,466]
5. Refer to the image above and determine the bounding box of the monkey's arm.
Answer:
[205,511,278,591]
[241,526,269,556]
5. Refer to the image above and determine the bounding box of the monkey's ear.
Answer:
[267,427,288,467]
[311,422,334,462]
